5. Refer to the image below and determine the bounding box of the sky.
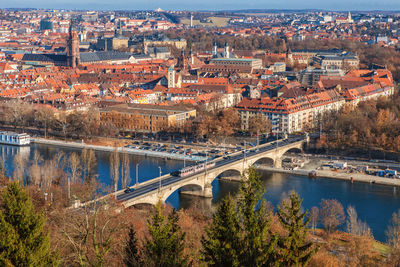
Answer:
[2,0,400,11]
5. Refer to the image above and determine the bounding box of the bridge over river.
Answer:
[80,135,309,208]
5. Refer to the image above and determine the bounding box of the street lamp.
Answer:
[183,148,186,168]
[257,130,259,147]
[244,140,247,161]
[223,137,227,154]
[68,176,71,200]
[158,166,162,191]
[136,163,139,185]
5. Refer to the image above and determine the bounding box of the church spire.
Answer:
[67,19,80,68]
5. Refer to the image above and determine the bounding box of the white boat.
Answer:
[0,131,30,146]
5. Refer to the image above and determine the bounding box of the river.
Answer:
[1,143,399,242]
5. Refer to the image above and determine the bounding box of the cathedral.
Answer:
[66,21,80,68]
[22,20,134,68]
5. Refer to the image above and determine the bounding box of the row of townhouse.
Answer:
[236,79,394,134]
[236,89,345,134]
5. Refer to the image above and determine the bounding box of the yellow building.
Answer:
[100,103,196,133]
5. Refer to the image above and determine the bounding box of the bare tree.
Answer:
[81,149,96,183]
[69,152,81,183]
[386,210,400,247]
[248,113,272,136]
[121,153,130,189]
[310,206,319,234]
[110,149,120,192]
[387,210,400,266]
[41,158,58,191]
[61,200,124,266]
[346,205,371,237]
[29,150,43,186]
[13,153,27,183]
[5,100,32,131]
[319,199,345,235]
[35,107,56,138]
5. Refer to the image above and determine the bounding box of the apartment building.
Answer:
[100,103,196,133]
[236,89,345,134]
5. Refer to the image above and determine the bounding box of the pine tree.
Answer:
[201,194,241,267]
[237,167,277,267]
[124,227,142,267]
[144,202,189,267]
[277,191,318,267]
[0,182,58,266]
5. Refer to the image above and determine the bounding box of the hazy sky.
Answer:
[3,0,400,11]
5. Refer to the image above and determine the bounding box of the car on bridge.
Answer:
[124,187,135,194]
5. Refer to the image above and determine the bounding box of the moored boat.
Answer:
[0,131,30,146]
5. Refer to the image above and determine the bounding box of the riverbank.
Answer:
[32,138,207,162]
[256,165,400,187]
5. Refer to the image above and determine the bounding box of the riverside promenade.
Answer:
[32,138,207,162]
[256,165,400,187]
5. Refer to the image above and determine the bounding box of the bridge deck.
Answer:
[113,136,307,205]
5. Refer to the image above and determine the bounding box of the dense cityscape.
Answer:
[0,6,400,266]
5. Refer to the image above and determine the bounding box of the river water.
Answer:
[1,143,399,242]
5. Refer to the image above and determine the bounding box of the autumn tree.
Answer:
[319,199,345,235]
[248,113,272,136]
[4,100,33,131]
[217,108,241,137]
[61,200,123,266]
[0,183,58,266]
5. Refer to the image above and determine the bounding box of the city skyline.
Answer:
[3,0,400,11]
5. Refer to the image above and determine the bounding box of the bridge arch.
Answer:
[161,180,205,203]
[251,156,276,167]
[209,168,242,184]
[277,143,304,158]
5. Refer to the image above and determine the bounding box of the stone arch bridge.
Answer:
[115,137,307,208]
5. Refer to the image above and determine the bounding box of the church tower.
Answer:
[67,20,80,68]
[176,48,187,71]
[168,65,176,88]
[286,47,293,64]
[224,42,230,58]
[212,42,217,56]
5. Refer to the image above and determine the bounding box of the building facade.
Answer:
[100,103,196,133]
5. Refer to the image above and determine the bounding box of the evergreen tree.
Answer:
[0,182,58,266]
[144,202,189,267]
[237,167,277,267]
[201,194,241,267]
[276,191,318,267]
[124,227,142,267]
